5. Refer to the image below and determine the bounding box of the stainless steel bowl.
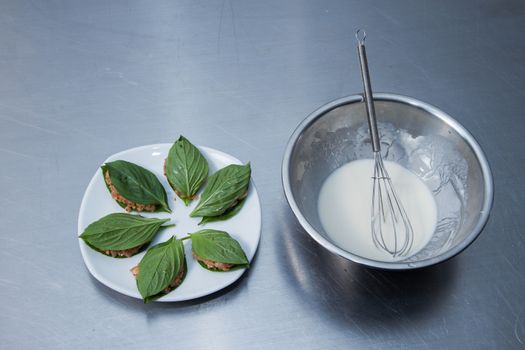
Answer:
[282,93,493,269]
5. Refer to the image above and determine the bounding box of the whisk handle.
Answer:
[356,30,381,152]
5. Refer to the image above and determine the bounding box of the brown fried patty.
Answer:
[192,251,234,271]
[104,171,156,212]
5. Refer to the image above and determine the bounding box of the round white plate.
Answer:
[78,144,261,302]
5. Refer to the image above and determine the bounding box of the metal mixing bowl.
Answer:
[282,93,494,269]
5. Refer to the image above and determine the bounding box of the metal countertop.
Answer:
[1,1,524,349]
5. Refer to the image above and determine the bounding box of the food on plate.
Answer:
[190,163,251,221]
[189,229,249,271]
[79,213,173,258]
[79,141,258,302]
[102,160,171,213]
[164,135,209,205]
[132,237,186,302]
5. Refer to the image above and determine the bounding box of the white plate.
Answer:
[78,144,261,302]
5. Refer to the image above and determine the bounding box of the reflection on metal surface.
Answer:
[277,204,457,329]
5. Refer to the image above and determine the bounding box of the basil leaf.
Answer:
[136,236,186,302]
[198,197,246,225]
[102,160,171,213]
[190,163,251,218]
[79,213,172,252]
[190,229,249,270]
[165,136,209,206]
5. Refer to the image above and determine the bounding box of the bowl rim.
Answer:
[281,93,494,270]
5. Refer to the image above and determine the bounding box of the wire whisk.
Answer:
[356,29,414,257]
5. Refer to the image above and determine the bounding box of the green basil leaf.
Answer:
[165,136,209,206]
[79,213,172,252]
[190,163,251,218]
[136,237,186,302]
[198,197,246,225]
[102,160,171,213]
[190,229,249,270]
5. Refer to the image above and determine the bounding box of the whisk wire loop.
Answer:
[370,152,414,257]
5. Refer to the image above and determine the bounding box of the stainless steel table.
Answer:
[1,1,524,349]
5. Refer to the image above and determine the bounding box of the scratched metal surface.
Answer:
[0,0,524,349]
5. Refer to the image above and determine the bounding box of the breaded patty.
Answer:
[104,171,156,212]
